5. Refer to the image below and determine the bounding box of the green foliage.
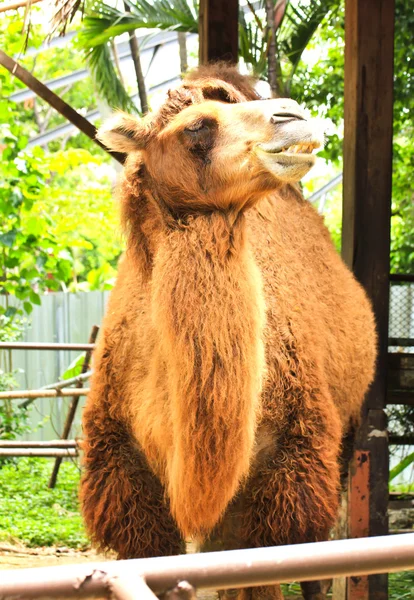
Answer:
[280,574,414,598]
[80,40,138,113]
[0,370,31,444]
[0,135,72,317]
[0,12,123,316]
[76,0,198,111]
[0,311,29,444]
[0,458,88,548]
[389,571,414,600]
[81,0,198,46]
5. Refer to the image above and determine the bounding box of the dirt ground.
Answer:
[0,543,109,570]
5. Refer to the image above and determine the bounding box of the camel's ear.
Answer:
[198,79,247,104]
[97,112,151,153]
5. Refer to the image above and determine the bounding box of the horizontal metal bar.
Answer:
[10,33,193,103]
[109,576,158,600]
[389,435,414,445]
[389,338,414,347]
[0,440,77,448]
[0,342,95,350]
[0,388,89,399]
[22,31,77,57]
[390,273,414,283]
[0,448,78,457]
[26,108,100,147]
[0,534,413,598]
[307,172,343,204]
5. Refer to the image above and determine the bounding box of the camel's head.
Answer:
[98,69,323,214]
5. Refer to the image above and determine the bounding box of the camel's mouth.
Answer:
[254,136,322,182]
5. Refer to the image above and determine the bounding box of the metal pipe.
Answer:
[19,371,93,410]
[0,440,77,448]
[307,172,343,204]
[389,273,414,282]
[0,449,78,457]
[389,337,414,347]
[10,34,193,101]
[108,576,158,600]
[0,342,95,351]
[0,534,413,598]
[0,389,89,399]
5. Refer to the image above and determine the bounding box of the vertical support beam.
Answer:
[342,1,395,599]
[199,0,239,65]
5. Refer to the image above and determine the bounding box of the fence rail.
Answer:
[0,533,413,599]
[0,342,95,351]
[0,448,78,457]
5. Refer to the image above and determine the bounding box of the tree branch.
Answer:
[0,49,125,164]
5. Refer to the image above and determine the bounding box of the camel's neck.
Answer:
[151,211,266,537]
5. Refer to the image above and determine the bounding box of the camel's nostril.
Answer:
[271,113,306,124]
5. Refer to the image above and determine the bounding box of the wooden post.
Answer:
[199,0,239,65]
[342,1,395,599]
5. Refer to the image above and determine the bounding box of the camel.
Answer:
[80,64,377,600]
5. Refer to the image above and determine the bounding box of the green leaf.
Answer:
[25,216,45,236]
[29,290,41,306]
[23,302,33,314]
[61,353,86,380]
[0,229,18,248]
[15,287,30,301]
[4,307,17,319]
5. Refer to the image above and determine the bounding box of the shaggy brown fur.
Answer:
[81,64,377,600]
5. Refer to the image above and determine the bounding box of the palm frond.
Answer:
[277,0,338,71]
[239,6,267,79]
[84,41,139,112]
[76,0,198,117]
[127,0,198,31]
[79,0,197,48]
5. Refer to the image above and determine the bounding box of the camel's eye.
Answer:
[184,121,208,133]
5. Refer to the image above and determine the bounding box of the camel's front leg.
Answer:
[81,404,184,559]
